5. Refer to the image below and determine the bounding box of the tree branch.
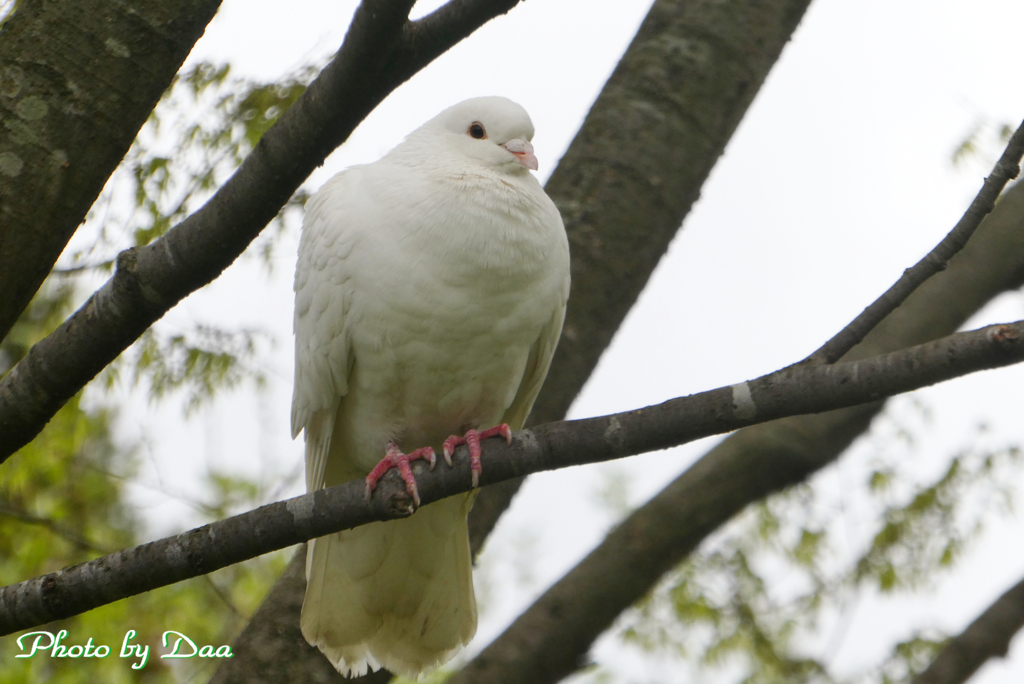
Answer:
[3,320,1024,637]
[0,0,523,462]
[912,574,1024,684]
[805,118,1024,365]
[0,0,222,342]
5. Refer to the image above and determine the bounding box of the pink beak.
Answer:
[501,139,538,171]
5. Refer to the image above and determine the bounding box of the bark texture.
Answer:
[209,0,815,679]
[0,0,221,342]
[449,181,1024,684]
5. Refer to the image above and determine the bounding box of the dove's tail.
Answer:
[301,492,478,678]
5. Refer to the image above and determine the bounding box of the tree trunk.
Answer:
[0,0,221,341]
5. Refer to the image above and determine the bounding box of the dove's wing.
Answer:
[291,170,361,491]
[501,297,567,431]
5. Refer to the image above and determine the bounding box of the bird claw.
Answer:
[442,424,512,487]
[364,443,436,506]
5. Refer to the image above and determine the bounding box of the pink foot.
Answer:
[364,442,436,506]
[442,424,512,487]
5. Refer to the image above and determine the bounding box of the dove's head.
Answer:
[415,96,540,173]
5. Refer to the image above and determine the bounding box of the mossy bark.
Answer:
[0,0,221,341]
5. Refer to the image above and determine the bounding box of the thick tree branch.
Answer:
[913,574,1024,684]
[805,119,1024,365]
[450,179,1024,684]
[0,0,222,342]
[211,0,816,678]
[0,0,522,462]
[3,320,1024,637]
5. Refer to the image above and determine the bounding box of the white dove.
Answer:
[291,96,570,677]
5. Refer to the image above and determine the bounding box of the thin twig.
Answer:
[49,260,115,276]
[805,119,1024,365]
[0,505,111,555]
[202,574,245,621]
[2,320,1023,636]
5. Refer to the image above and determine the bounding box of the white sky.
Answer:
[87,0,1024,681]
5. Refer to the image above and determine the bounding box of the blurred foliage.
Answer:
[619,401,1022,684]
[876,632,947,684]
[593,464,635,520]
[952,119,1014,170]
[0,286,291,683]
[118,325,269,415]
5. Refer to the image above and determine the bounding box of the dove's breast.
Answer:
[327,166,569,475]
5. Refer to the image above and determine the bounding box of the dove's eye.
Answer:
[468,122,487,140]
